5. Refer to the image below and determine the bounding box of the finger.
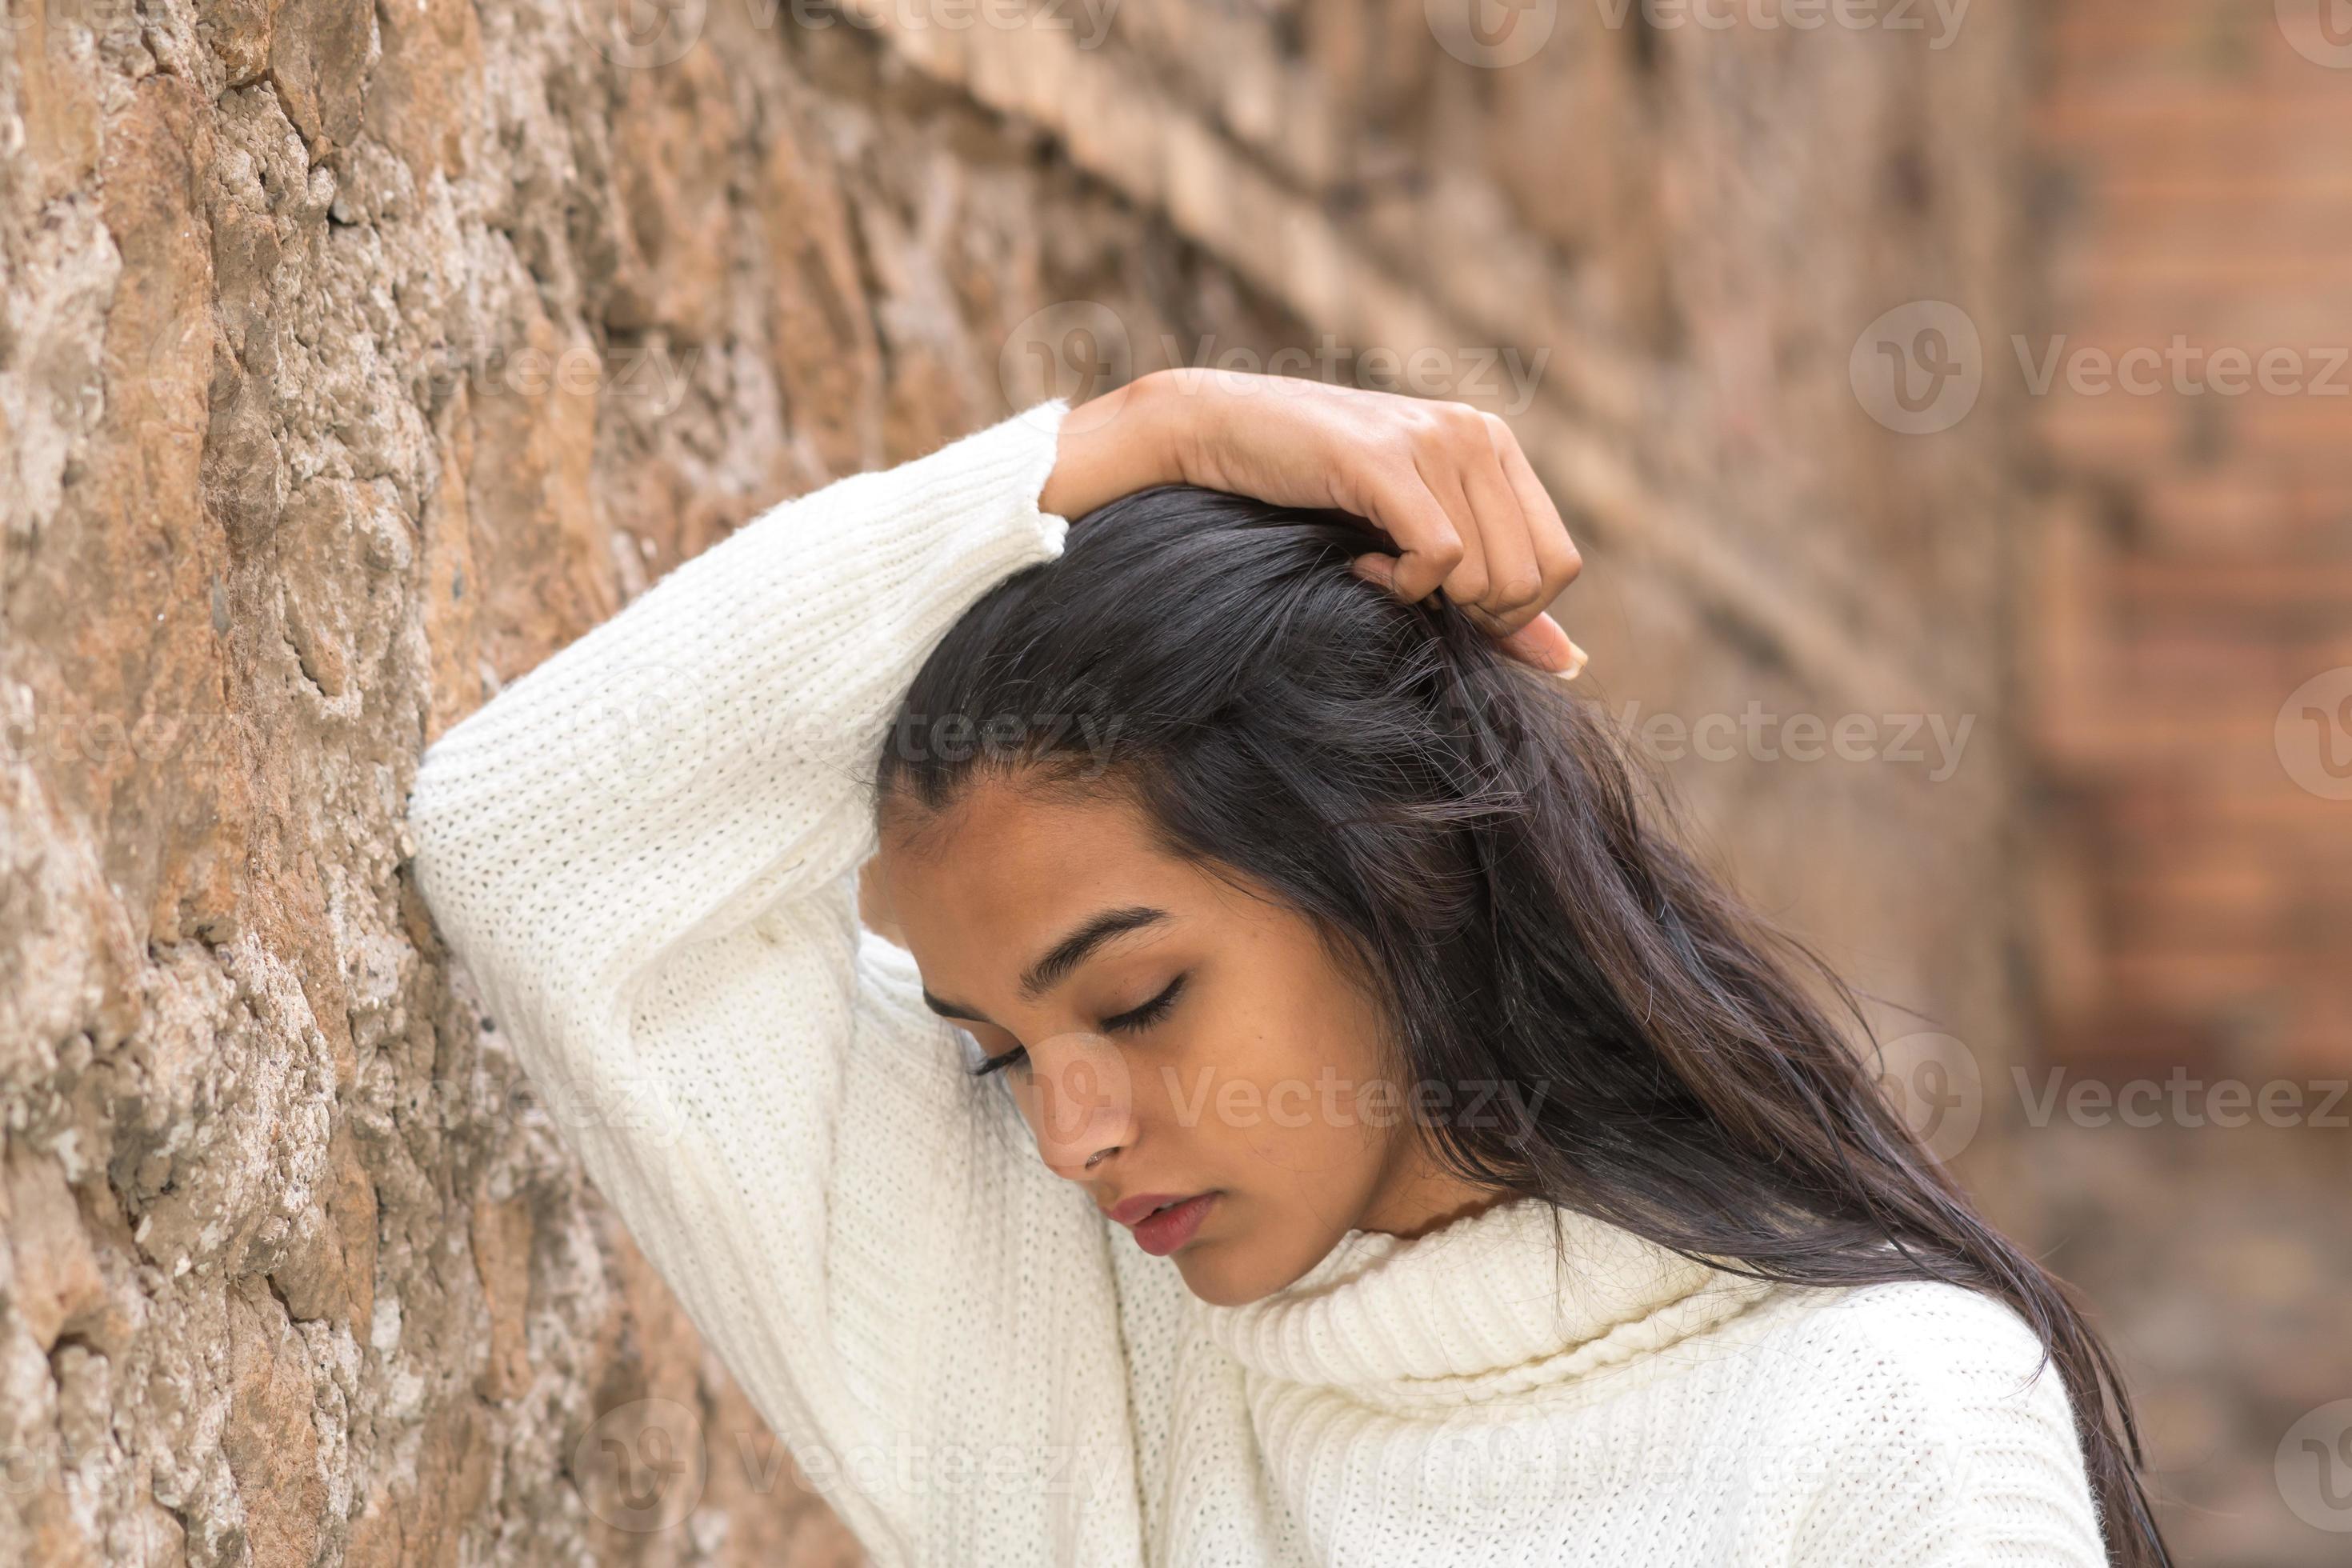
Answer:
[1365,551,1511,636]
[1460,429,1544,632]
[1410,449,1490,608]
[1362,554,1588,677]
[1496,612,1589,678]
[1359,469,1466,603]
[1491,419,1582,606]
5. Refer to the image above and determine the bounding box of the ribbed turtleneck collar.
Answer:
[1187,1196,1778,1411]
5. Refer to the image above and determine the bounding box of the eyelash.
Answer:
[965,972,1190,1079]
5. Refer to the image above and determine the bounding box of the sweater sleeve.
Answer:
[404,401,1147,1567]
[1783,1282,2110,1567]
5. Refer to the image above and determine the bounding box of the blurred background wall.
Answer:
[2018,6,2352,1562]
[0,1,2339,1564]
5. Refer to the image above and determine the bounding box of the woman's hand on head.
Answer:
[1040,369,1586,677]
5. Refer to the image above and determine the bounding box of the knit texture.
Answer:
[405,401,2110,1567]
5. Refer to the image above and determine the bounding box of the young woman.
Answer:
[406,370,2169,1566]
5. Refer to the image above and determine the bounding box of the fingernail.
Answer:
[1552,640,1589,682]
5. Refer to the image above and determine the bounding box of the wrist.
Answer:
[1038,369,1190,521]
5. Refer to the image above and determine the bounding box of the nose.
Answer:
[1018,1028,1138,1181]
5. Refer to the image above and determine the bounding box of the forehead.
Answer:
[879,778,1198,969]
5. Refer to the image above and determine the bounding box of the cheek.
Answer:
[1186,967,1396,1176]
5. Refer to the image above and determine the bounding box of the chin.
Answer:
[1171,1230,1331,1308]
[1174,1249,1268,1307]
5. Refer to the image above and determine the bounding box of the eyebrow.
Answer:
[920,904,1173,1026]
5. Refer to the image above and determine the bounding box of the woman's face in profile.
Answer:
[877,778,1476,1307]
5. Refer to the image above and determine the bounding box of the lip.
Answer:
[1121,1192,1218,1256]
[1107,1191,1201,1226]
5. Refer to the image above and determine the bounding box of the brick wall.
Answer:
[2028,2,2352,1078]
[2019,6,2352,1565]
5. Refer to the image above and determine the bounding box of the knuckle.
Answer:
[1440,402,1486,440]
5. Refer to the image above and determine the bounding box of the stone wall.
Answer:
[1,2,2027,1562]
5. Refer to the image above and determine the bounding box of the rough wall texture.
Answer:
[1,2,2026,1562]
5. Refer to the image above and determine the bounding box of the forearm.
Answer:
[406,402,1075,1066]
[1038,368,1192,521]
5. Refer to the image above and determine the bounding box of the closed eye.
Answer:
[966,1038,1026,1080]
[969,1043,1025,1081]
[1101,971,1187,1035]
[964,972,1189,1080]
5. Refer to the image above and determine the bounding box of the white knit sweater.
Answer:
[405,400,2110,1567]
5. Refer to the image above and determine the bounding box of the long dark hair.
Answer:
[873,484,2170,1567]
